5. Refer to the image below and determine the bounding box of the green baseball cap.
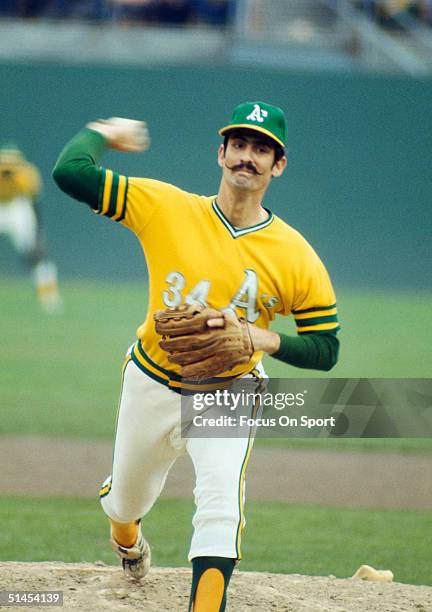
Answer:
[219,101,287,149]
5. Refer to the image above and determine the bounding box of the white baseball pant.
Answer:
[100,355,264,560]
[0,196,38,253]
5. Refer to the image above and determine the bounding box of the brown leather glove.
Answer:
[154,304,254,381]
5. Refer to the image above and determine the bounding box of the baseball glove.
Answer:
[154,304,254,381]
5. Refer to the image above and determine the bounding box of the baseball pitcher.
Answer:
[53,102,340,611]
[0,143,61,312]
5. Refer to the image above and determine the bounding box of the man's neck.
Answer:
[216,185,268,229]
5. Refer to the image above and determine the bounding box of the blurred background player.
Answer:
[0,143,61,312]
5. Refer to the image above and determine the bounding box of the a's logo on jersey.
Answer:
[246,104,268,124]
[261,294,279,310]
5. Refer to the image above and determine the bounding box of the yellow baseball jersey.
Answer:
[96,169,339,390]
[0,159,41,204]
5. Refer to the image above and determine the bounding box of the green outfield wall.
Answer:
[0,62,430,290]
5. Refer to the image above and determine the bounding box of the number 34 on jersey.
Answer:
[162,269,276,324]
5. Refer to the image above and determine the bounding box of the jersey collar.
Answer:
[212,199,274,239]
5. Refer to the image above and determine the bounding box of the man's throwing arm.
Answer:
[52,118,149,208]
[52,129,106,209]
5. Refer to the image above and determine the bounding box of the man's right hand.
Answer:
[86,117,150,153]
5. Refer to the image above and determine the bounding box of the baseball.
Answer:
[86,117,150,152]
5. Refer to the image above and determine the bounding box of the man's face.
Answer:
[218,130,286,193]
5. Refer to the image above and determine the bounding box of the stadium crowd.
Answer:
[356,0,432,27]
[0,0,233,26]
[0,1,430,29]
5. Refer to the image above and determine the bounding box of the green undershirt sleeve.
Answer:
[52,128,107,209]
[271,332,339,371]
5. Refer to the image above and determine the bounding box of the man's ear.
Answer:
[272,155,287,178]
[217,143,225,169]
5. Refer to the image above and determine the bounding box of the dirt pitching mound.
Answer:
[1,563,431,611]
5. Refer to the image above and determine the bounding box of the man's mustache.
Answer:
[225,162,262,176]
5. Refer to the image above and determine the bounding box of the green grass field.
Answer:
[1,497,431,586]
[1,277,431,452]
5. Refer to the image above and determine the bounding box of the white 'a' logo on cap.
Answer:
[246,104,268,124]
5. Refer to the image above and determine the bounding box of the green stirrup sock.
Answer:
[189,556,235,612]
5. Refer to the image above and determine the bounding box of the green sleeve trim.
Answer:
[299,326,341,335]
[108,172,120,218]
[95,169,128,221]
[292,303,336,315]
[118,176,128,222]
[272,332,339,371]
[295,314,339,327]
[52,128,107,209]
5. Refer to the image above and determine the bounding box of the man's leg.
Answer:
[100,359,184,578]
[108,517,140,547]
[7,198,61,312]
[186,433,254,611]
[189,556,235,612]
[33,259,61,313]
